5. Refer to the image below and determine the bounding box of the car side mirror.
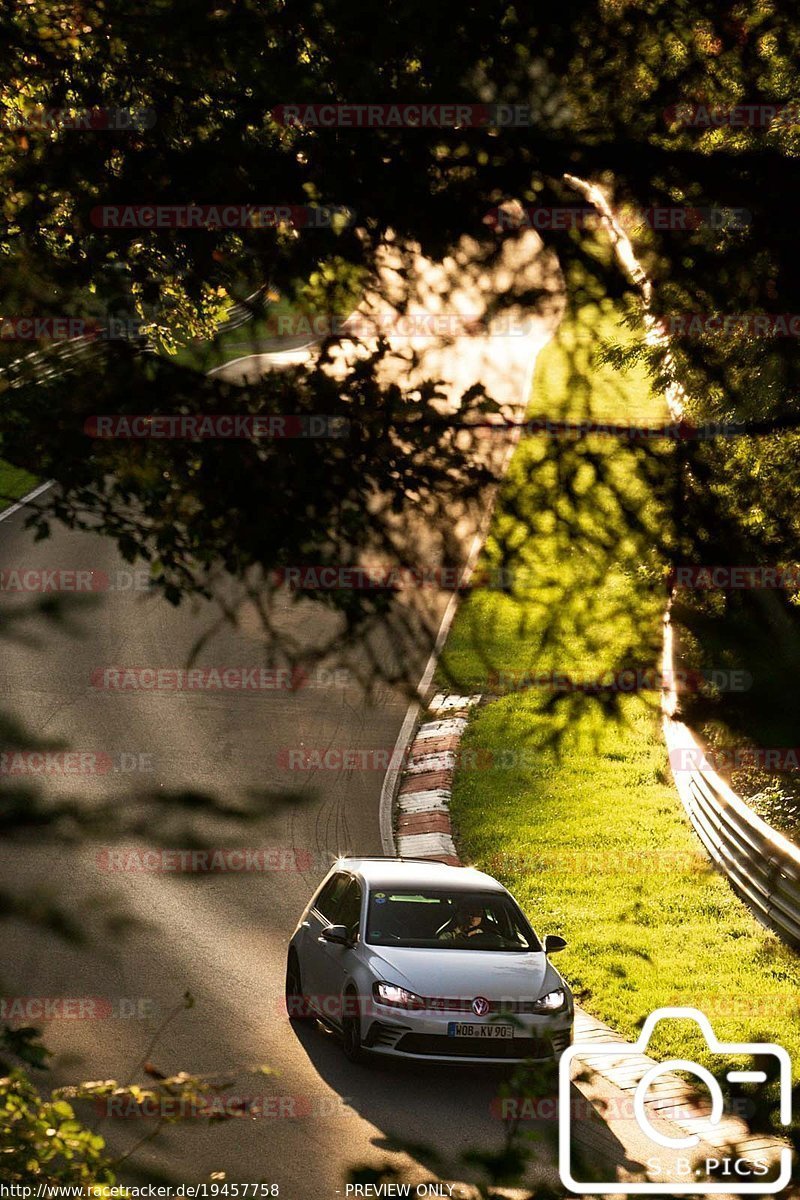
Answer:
[544,934,567,955]
[321,924,351,946]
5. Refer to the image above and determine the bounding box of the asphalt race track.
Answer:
[0,229,575,1194]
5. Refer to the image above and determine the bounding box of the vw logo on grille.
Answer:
[472,996,490,1016]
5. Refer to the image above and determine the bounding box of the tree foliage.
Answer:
[0,1,798,614]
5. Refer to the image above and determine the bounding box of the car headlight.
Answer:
[373,981,426,1010]
[531,988,567,1013]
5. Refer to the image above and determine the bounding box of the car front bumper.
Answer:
[361,1007,573,1064]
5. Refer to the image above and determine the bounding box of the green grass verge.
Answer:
[439,292,800,1076]
[169,304,303,373]
[0,460,39,512]
[167,262,366,373]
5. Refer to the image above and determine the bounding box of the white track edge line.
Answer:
[0,479,55,525]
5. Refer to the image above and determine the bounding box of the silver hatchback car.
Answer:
[285,857,573,1064]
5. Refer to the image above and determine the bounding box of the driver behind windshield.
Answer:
[437,898,491,943]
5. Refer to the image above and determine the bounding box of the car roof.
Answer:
[332,857,506,893]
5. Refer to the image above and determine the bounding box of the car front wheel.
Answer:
[341,988,365,1063]
[285,951,311,1021]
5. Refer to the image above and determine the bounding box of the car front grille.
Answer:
[396,1034,555,1059]
[422,998,563,1014]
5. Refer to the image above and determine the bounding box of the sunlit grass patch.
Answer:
[440,292,800,1073]
[0,459,39,511]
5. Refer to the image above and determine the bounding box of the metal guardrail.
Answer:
[1,334,114,388]
[569,176,800,953]
[0,287,267,389]
[662,615,800,950]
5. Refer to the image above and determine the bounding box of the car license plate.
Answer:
[447,1022,514,1039]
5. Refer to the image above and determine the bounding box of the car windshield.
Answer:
[365,889,540,951]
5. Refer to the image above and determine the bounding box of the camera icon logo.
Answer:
[558,1006,792,1194]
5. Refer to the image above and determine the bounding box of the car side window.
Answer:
[337,878,363,939]
[313,873,351,923]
